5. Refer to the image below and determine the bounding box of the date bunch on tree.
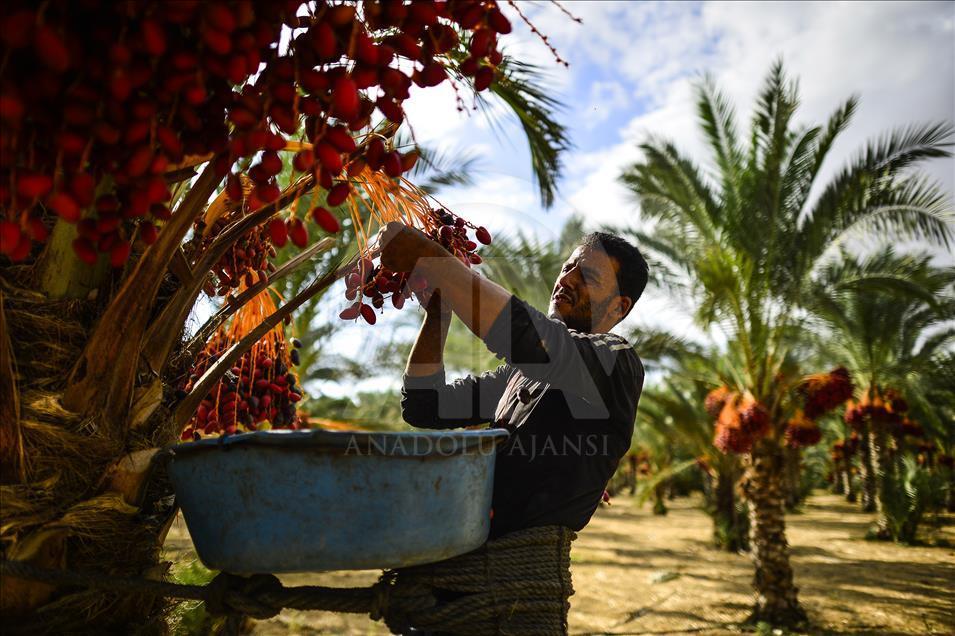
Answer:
[0,0,521,265]
[830,438,846,463]
[784,410,822,449]
[797,366,854,419]
[338,206,492,324]
[707,387,772,455]
[843,387,904,433]
[180,288,304,439]
[0,0,286,263]
[769,366,857,449]
[189,174,279,297]
[843,387,924,444]
[830,432,861,463]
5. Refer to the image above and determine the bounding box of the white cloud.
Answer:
[553,0,955,238]
[581,80,630,127]
[435,174,554,239]
[401,81,475,146]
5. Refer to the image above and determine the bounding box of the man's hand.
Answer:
[376,221,449,273]
[378,221,512,342]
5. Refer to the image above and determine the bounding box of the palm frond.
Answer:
[616,227,694,296]
[795,96,859,218]
[911,327,955,368]
[797,122,955,270]
[634,459,699,506]
[779,125,821,217]
[833,273,942,306]
[478,57,571,208]
[751,58,800,187]
[695,74,743,210]
[626,327,705,367]
[411,144,481,192]
[621,140,721,243]
[739,61,801,274]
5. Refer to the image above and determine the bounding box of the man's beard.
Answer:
[549,296,611,333]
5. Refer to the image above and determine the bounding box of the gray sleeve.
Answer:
[400,364,513,429]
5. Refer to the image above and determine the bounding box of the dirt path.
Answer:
[162,492,955,635]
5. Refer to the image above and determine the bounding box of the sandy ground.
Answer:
[162,492,955,635]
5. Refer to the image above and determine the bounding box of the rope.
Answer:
[1,525,576,635]
[0,560,397,620]
[379,525,576,635]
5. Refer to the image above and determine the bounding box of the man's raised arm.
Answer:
[400,290,512,429]
[405,290,453,379]
[381,223,641,416]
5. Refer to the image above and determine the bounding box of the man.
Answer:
[378,222,647,540]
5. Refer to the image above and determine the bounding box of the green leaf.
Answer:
[479,57,571,208]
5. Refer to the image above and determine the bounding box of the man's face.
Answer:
[548,245,625,332]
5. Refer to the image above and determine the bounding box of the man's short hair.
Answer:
[579,232,649,319]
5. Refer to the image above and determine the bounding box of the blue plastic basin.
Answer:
[165,428,508,574]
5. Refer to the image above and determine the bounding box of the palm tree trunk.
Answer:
[842,467,857,503]
[742,439,806,628]
[712,469,747,552]
[872,424,896,537]
[0,281,175,630]
[831,467,845,495]
[782,446,802,510]
[652,482,668,515]
[859,424,878,512]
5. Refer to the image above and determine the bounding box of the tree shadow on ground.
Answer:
[570,545,691,568]
[794,555,955,627]
[787,516,877,535]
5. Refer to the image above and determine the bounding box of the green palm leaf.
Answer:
[479,57,571,208]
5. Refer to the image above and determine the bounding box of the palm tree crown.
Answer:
[620,59,952,404]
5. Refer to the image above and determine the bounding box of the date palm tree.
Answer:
[618,60,952,626]
[0,12,570,629]
[809,247,954,529]
[635,370,750,548]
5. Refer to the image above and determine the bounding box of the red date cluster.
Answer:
[784,411,822,449]
[830,433,860,462]
[843,394,902,432]
[216,0,514,230]
[843,388,923,441]
[798,367,854,419]
[195,209,277,297]
[0,0,516,265]
[711,391,773,455]
[180,333,304,439]
[897,418,924,439]
[704,386,732,419]
[0,1,284,263]
[713,422,752,455]
[738,399,769,438]
[427,207,492,265]
[882,388,908,414]
[339,208,491,324]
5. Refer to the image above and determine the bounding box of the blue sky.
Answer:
[316,1,955,399]
[402,1,954,233]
